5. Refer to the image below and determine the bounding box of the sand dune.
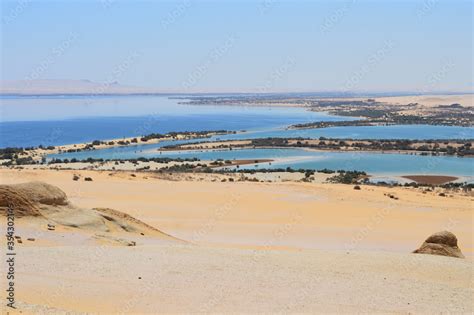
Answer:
[377,94,473,107]
[0,181,180,246]
[0,170,472,313]
[2,169,471,254]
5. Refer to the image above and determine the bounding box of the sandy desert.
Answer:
[1,168,472,313]
[1,1,473,313]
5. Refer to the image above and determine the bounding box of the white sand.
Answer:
[1,244,472,313]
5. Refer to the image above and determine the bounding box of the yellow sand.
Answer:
[376,94,473,107]
[1,168,471,254]
[0,168,472,313]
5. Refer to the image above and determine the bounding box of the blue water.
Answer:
[2,95,473,176]
[217,124,473,141]
[0,95,349,148]
[148,148,473,177]
[50,147,473,177]
[1,95,473,148]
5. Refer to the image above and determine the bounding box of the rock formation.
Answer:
[413,231,464,258]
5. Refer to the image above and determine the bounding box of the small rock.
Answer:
[84,177,93,181]
[73,175,80,181]
[353,185,361,190]
[27,238,35,241]
[17,239,23,244]
[413,231,464,258]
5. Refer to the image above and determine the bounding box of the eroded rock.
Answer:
[413,231,464,258]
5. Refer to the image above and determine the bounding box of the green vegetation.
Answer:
[176,95,473,127]
[326,170,367,184]
[292,111,473,129]
[47,157,200,164]
[164,137,474,157]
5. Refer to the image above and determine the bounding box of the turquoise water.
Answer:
[49,146,473,177]
[3,95,473,176]
[155,148,474,177]
[218,124,473,141]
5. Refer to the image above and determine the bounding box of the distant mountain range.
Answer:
[0,79,156,95]
[1,79,472,96]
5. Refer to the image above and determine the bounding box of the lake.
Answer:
[1,95,472,148]
[1,95,350,148]
[2,95,473,177]
[49,145,473,178]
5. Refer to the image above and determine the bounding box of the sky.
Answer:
[1,0,473,93]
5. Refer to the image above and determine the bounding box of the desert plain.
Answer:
[0,167,472,313]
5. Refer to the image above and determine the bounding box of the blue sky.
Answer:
[1,0,472,93]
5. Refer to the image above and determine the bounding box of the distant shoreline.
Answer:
[1,92,473,97]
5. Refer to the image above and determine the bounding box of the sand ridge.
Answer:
[0,180,182,246]
[0,168,472,313]
[1,169,472,254]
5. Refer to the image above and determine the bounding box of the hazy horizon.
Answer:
[1,78,474,96]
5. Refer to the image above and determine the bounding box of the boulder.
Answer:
[0,185,42,217]
[413,231,464,258]
[0,182,69,217]
[14,182,68,206]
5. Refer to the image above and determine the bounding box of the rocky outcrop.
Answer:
[0,182,182,244]
[0,185,42,217]
[413,231,464,258]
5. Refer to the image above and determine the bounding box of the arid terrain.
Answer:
[1,168,472,313]
[2,0,473,312]
[1,91,472,314]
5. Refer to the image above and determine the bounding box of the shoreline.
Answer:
[2,130,234,164]
[4,145,471,185]
[156,140,474,158]
[4,160,470,187]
